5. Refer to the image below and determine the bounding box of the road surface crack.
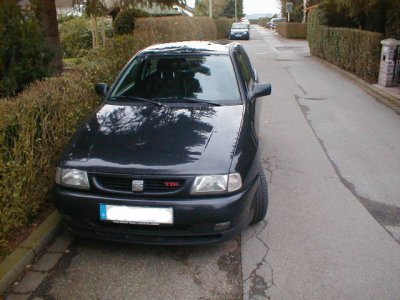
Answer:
[261,155,277,184]
[244,220,275,299]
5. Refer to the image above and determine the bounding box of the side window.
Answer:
[236,48,254,89]
[113,57,144,96]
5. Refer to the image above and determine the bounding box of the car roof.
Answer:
[140,41,234,56]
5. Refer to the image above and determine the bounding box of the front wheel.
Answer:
[250,167,269,225]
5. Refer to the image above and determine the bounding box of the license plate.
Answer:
[99,204,173,225]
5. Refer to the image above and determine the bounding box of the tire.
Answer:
[250,167,269,225]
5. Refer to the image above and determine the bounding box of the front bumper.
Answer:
[229,32,249,40]
[54,177,259,245]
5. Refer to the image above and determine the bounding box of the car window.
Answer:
[232,23,248,29]
[236,48,254,89]
[113,57,144,95]
[111,55,241,105]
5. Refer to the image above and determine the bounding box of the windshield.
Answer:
[232,23,247,29]
[110,55,241,105]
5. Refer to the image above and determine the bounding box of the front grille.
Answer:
[94,175,185,193]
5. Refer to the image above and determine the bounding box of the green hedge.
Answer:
[0,71,100,248]
[134,16,217,42]
[386,8,400,39]
[114,8,149,35]
[0,15,219,249]
[0,2,54,98]
[59,17,113,58]
[308,10,383,83]
[277,22,307,39]
[215,18,234,39]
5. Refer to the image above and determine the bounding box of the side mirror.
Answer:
[95,83,109,97]
[251,83,271,99]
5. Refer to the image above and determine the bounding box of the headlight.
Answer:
[55,167,90,190]
[191,173,242,194]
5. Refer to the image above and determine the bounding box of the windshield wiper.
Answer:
[153,97,221,106]
[109,96,164,107]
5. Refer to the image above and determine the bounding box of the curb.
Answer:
[0,210,61,294]
[314,57,400,115]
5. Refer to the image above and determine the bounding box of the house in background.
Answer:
[17,0,193,17]
[138,3,193,17]
[55,0,85,16]
[18,0,84,16]
[104,0,193,17]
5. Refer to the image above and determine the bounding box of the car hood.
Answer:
[61,103,244,175]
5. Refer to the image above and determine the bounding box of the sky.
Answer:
[186,0,280,15]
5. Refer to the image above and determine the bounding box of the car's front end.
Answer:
[54,169,260,245]
[229,23,250,40]
[53,42,265,245]
[54,103,261,244]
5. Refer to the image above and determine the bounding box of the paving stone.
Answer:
[31,253,63,272]
[0,248,35,294]
[5,294,30,300]
[11,272,46,294]
[46,236,73,253]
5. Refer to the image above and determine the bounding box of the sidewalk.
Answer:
[271,26,400,114]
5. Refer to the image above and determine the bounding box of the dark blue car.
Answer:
[54,41,271,245]
[229,22,250,40]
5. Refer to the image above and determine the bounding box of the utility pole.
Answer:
[234,0,237,21]
[209,0,212,17]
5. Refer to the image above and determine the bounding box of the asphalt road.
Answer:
[8,26,400,300]
[241,26,400,299]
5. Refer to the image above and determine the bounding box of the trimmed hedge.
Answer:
[0,16,218,248]
[277,22,307,39]
[0,71,100,247]
[215,18,234,39]
[308,10,383,83]
[134,16,217,42]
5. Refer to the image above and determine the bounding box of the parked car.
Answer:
[267,17,286,29]
[241,18,251,29]
[229,22,250,40]
[54,41,271,245]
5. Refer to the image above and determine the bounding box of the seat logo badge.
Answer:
[132,180,144,192]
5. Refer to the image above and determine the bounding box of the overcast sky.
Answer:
[186,0,280,15]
